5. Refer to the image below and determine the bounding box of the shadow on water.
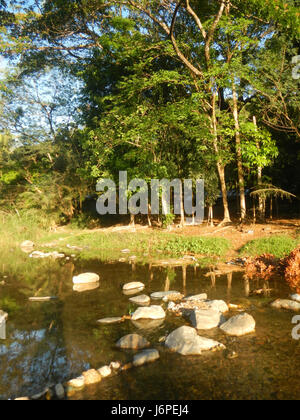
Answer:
[0,258,300,400]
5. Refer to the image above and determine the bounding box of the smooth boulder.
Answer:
[129,295,151,306]
[73,283,99,292]
[116,334,150,350]
[73,273,100,285]
[131,305,166,321]
[123,282,145,291]
[271,299,300,311]
[165,326,225,355]
[190,308,224,330]
[206,300,229,313]
[133,349,160,367]
[220,313,256,337]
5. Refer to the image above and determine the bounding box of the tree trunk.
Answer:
[232,81,246,222]
[253,116,264,220]
[212,92,231,224]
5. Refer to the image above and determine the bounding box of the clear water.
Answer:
[0,259,299,400]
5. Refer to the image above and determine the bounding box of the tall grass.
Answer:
[240,235,299,258]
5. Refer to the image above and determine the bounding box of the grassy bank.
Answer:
[239,235,300,258]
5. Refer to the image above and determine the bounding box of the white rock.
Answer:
[206,300,229,313]
[151,291,180,300]
[116,334,150,350]
[131,305,166,321]
[184,294,207,302]
[20,240,34,251]
[72,273,100,285]
[131,319,165,330]
[190,309,225,330]
[110,361,121,370]
[129,295,151,306]
[220,313,256,337]
[67,376,85,389]
[121,249,131,253]
[123,282,145,291]
[98,365,111,378]
[97,317,123,324]
[271,299,300,312]
[290,294,300,303]
[73,283,99,292]
[0,310,8,323]
[165,326,225,355]
[133,349,160,367]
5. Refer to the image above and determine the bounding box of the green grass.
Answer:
[240,235,299,258]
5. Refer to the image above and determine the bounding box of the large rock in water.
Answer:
[271,299,300,311]
[184,294,208,302]
[165,326,225,355]
[131,305,166,321]
[116,334,150,350]
[206,300,229,313]
[190,308,224,330]
[72,273,100,284]
[133,349,160,367]
[220,313,256,337]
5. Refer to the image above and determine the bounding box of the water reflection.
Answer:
[0,259,297,400]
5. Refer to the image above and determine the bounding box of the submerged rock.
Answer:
[220,313,256,337]
[55,384,65,400]
[116,334,150,350]
[129,295,151,306]
[82,369,102,385]
[73,273,100,285]
[165,326,225,355]
[151,291,180,300]
[290,294,300,303]
[97,317,123,324]
[123,282,145,291]
[271,299,300,311]
[190,308,225,330]
[133,349,160,367]
[131,305,166,321]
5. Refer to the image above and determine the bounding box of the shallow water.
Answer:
[0,258,299,400]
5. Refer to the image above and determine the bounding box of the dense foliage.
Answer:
[0,0,299,226]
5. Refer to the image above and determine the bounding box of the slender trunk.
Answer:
[179,181,185,227]
[253,116,264,220]
[232,81,246,221]
[212,92,231,223]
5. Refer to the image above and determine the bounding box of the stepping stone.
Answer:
[184,293,207,302]
[123,282,145,291]
[129,295,151,306]
[116,334,150,350]
[67,376,85,389]
[271,299,300,312]
[151,291,180,300]
[133,349,160,367]
[165,326,225,356]
[131,319,165,330]
[220,313,256,337]
[131,305,166,321]
[190,308,225,330]
[73,283,99,292]
[98,366,111,378]
[82,369,102,385]
[73,273,100,284]
[97,317,123,324]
